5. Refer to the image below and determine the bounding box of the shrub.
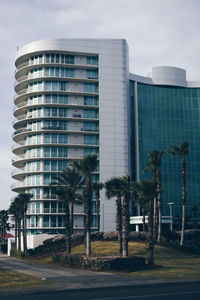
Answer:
[10,248,23,258]
[52,254,145,271]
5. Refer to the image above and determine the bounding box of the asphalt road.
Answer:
[0,255,199,300]
[0,282,200,300]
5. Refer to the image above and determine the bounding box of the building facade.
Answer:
[12,39,200,235]
[12,39,129,234]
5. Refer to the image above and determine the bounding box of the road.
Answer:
[0,255,199,299]
[0,282,200,300]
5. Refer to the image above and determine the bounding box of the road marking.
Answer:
[92,290,200,300]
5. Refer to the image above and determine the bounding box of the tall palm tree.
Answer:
[0,210,10,243]
[120,176,131,257]
[18,193,33,252]
[73,154,98,256]
[132,183,148,232]
[134,180,157,265]
[143,150,164,241]
[169,141,189,246]
[92,182,104,231]
[51,167,84,254]
[9,197,22,250]
[105,177,123,255]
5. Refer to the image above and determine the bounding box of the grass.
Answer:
[71,241,200,279]
[0,270,46,290]
[25,240,200,280]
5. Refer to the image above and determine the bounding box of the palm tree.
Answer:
[105,177,123,255]
[18,193,33,252]
[73,154,98,256]
[169,141,189,246]
[92,182,104,231]
[120,176,131,257]
[143,150,164,241]
[132,183,148,232]
[51,167,84,254]
[0,210,10,243]
[9,197,22,250]
[133,180,157,265]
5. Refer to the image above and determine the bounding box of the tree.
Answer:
[132,183,148,232]
[143,150,164,241]
[18,193,33,252]
[169,141,189,246]
[73,154,98,256]
[105,177,123,255]
[0,210,10,243]
[120,176,131,257]
[92,182,104,231]
[9,197,22,250]
[51,167,84,254]
[133,180,157,265]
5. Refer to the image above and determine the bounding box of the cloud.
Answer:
[0,0,200,209]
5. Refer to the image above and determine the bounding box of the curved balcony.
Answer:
[14,89,99,106]
[13,102,98,118]
[15,74,98,93]
[15,60,98,79]
[13,115,99,130]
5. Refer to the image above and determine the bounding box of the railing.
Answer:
[11,182,23,189]
[11,169,24,176]
[12,128,31,137]
[16,61,29,70]
[17,89,27,95]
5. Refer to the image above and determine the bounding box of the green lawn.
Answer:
[71,241,200,279]
[0,270,46,290]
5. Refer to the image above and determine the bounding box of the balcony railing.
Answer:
[16,61,29,70]
[12,128,31,137]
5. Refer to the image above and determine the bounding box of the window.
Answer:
[84,122,98,131]
[84,97,98,106]
[84,83,98,93]
[87,56,98,65]
[84,109,99,119]
[87,69,98,79]
[84,148,99,156]
[65,55,74,64]
[84,135,99,145]
[44,94,68,104]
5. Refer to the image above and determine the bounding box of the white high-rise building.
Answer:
[12,39,130,235]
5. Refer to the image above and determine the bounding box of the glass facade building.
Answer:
[130,66,200,227]
[12,40,200,236]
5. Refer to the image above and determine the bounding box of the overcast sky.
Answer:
[0,0,199,210]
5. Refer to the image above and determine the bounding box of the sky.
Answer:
[0,0,200,210]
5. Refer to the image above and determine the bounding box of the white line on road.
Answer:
[92,290,200,300]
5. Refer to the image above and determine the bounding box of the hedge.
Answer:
[52,254,146,271]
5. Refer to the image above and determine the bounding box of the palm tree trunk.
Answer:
[85,176,92,256]
[152,168,157,240]
[18,218,21,251]
[22,215,26,252]
[24,214,27,252]
[65,203,71,254]
[96,196,100,231]
[180,158,186,246]
[69,202,74,235]
[147,198,154,265]
[122,196,130,257]
[14,219,17,248]
[116,197,122,255]
[142,207,146,232]
[157,170,162,242]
